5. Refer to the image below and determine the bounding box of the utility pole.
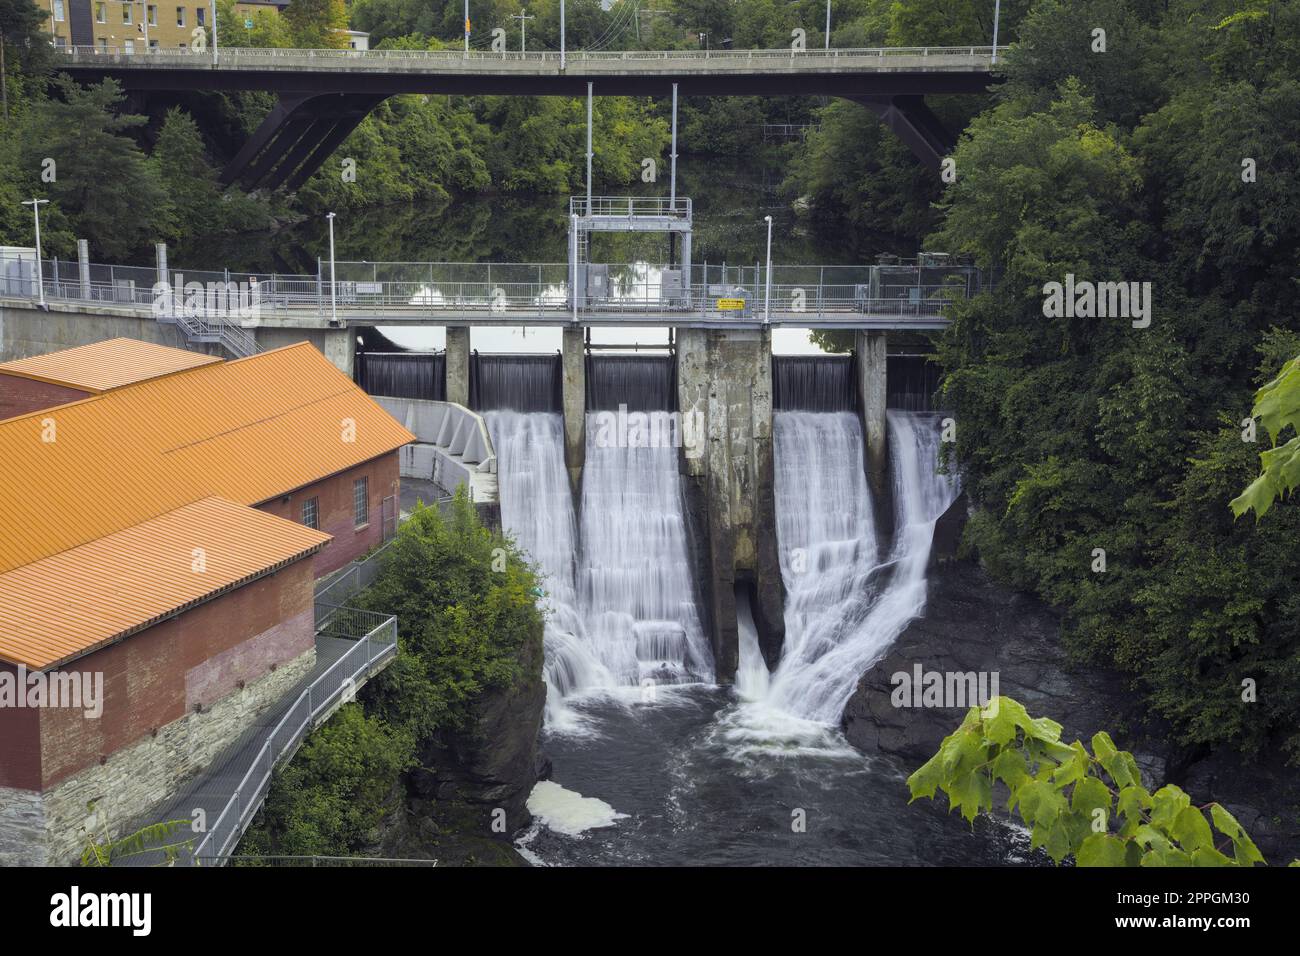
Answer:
[825,0,831,49]
[210,0,217,64]
[511,9,534,54]
[464,0,470,57]
[560,0,565,69]
[586,82,593,213]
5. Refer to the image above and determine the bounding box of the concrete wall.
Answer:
[256,453,400,579]
[0,557,317,865]
[0,300,355,378]
[676,329,784,681]
[0,372,91,420]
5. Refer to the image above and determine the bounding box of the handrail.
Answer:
[190,611,398,865]
[55,45,996,69]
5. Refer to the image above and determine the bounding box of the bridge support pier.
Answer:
[445,327,470,407]
[561,328,586,494]
[855,330,893,551]
[677,328,784,683]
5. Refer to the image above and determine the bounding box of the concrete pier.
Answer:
[444,326,470,407]
[676,328,784,682]
[855,329,893,550]
[561,328,586,493]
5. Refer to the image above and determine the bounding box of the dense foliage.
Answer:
[909,697,1278,866]
[902,0,1300,763]
[242,493,543,857]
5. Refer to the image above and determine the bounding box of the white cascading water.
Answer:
[489,410,712,729]
[760,409,959,724]
[486,411,611,730]
[578,414,714,688]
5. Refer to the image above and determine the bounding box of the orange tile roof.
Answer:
[0,341,415,574]
[0,497,330,670]
[0,337,222,393]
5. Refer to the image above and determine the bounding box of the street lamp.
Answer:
[763,214,773,325]
[560,0,566,70]
[22,197,49,307]
[825,0,831,50]
[326,212,337,326]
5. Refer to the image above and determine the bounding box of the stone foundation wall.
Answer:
[0,645,315,866]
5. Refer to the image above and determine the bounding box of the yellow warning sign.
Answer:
[716,298,746,311]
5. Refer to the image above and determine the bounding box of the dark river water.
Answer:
[517,689,1036,867]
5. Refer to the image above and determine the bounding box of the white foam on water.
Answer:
[526,780,628,837]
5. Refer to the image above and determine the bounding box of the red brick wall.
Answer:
[0,374,91,421]
[257,453,400,579]
[0,556,316,792]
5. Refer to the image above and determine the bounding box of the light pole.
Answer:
[326,212,337,326]
[763,214,773,325]
[825,0,831,50]
[992,0,1001,63]
[464,0,470,57]
[560,0,565,69]
[511,9,534,54]
[22,197,49,307]
[210,0,217,63]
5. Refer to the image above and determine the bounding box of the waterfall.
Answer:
[488,409,712,731]
[764,409,958,723]
[473,354,562,412]
[486,411,611,731]
[734,587,770,701]
[586,355,677,412]
[578,414,714,687]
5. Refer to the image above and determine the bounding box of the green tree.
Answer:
[909,697,1276,866]
[25,76,172,258]
[283,0,349,48]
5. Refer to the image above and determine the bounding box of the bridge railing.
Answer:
[56,45,995,68]
[571,196,692,219]
[191,607,398,866]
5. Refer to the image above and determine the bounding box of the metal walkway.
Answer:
[121,610,397,867]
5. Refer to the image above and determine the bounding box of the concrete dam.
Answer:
[364,329,956,697]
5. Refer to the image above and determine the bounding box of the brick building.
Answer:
[0,339,413,864]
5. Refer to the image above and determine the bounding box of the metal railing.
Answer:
[229,854,438,866]
[190,608,398,866]
[313,540,394,609]
[55,45,996,69]
[572,196,692,218]
[1,251,981,325]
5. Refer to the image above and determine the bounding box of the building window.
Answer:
[97,37,107,51]
[302,497,319,530]
[196,7,204,26]
[179,41,186,49]
[353,478,369,527]
[52,0,64,21]
[124,38,134,53]
[176,6,185,26]
[54,35,66,47]
[148,4,157,25]
[122,4,131,23]
[95,2,105,23]
[149,38,158,49]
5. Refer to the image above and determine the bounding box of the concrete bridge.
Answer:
[55,45,997,188]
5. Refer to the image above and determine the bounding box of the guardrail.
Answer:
[572,196,692,218]
[314,539,394,608]
[56,45,996,69]
[190,608,398,866]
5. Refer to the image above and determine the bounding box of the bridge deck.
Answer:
[55,45,995,96]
